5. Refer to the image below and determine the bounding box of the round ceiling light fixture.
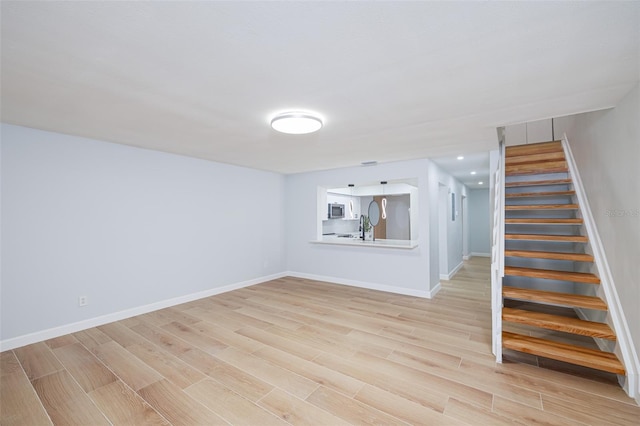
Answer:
[270,112,323,134]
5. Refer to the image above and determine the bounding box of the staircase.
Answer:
[500,140,625,375]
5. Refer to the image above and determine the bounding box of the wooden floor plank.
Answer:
[92,341,163,391]
[313,351,490,411]
[98,321,147,348]
[252,345,365,397]
[2,258,638,424]
[185,379,289,426]
[13,342,63,381]
[161,321,228,354]
[492,395,579,426]
[138,379,227,425]
[235,325,322,361]
[443,397,515,426]
[354,384,464,425]
[44,334,78,349]
[215,346,319,400]
[32,370,110,425]
[88,380,168,425]
[73,327,113,352]
[52,343,117,392]
[258,388,351,426]
[125,340,206,389]
[178,347,274,402]
[306,385,410,425]
[540,393,640,425]
[0,352,53,426]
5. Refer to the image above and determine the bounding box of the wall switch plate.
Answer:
[78,296,88,307]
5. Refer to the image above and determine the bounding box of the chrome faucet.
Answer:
[360,215,365,240]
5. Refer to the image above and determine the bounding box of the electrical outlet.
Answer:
[78,296,88,307]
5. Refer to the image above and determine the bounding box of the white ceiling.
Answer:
[432,152,491,190]
[1,2,638,174]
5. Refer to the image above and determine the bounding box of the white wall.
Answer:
[553,83,640,365]
[433,164,467,278]
[285,159,436,296]
[468,189,491,256]
[1,124,286,345]
[504,118,554,146]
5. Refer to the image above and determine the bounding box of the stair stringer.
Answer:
[562,135,639,402]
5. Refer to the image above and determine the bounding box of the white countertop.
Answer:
[311,236,418,249]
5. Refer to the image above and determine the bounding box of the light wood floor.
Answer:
[2,258,639,425]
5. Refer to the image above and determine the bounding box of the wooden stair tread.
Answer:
[506,191,575,198]
[502,308,616,340]
[505,204,578,210]
[505,234,588,242]
[505,249,594,262]
[502,332,624,374]
[505,178,572,188]
[505,218,583,224]
[506,151,566,166]
[504,266,600,284]
[506,161,568,176]
[503,286,607,310]
[505,141,563,157]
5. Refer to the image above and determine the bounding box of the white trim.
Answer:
[562,135,639,400]
[471,252,491,258]
[491,141,505,363]
[0,272,286,352]
[287,271,436,299]
[439,260,463,281]
[463,255,471,260]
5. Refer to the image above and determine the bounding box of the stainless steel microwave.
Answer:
[328,203,345,219]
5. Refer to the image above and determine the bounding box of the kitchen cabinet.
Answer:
[327,192,360,220]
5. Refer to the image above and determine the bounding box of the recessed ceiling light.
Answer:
[470,171,477,175]
[270,111,323,134]
[457,156,464,160]
[478,181,484,185]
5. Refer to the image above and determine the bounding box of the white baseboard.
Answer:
[440,260,464,281]
[286,271,436,299]
[0,272,286,352]
[463,255,471,260]
[471,252,491,257]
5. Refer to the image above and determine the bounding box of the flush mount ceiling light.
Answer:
[457,156,464,160]
[270,112,323,134]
